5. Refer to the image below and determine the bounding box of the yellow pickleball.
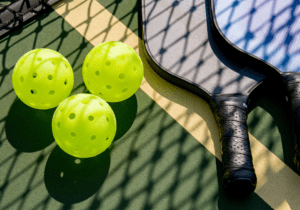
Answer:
[52,93,117,158]
[82,41,144,102]
[12,48,74,109]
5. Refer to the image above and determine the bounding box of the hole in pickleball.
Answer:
[88,116,94,121]
[32,72,37,78]
[71,132,76,137]
[91,135,96,140]
[106,117,109,122]
[37,57,42,61]
[52,60,57,65]
[95,71,99,76]
[122,88,128,92]
[60,172,64,178]
[106,136,109,140]
[119,73,125,79]
[106,61,111,66]
[31,89,37,94]
[65,63,68,68]
[48,75,53,80]
[49,90,55,95]
[86,63,89,68]
[20,76,24,82]
[106,85,111,89]
[64,79,68,85]
[99,102,103,106]
[81,98,89,104]
[75,159,81,164]
[57,122,60,127]
[69,113,76,119]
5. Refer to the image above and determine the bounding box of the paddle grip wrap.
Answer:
[283,73,300,171]
[211,95,257,196]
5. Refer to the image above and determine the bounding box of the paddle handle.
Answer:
[283,73,300,171]
[211,95,257,196]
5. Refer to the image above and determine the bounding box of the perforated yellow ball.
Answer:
[82,41,144,102]
[52,93,117,158]
[12,48,74,109]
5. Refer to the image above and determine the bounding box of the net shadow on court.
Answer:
[0,0,294,209]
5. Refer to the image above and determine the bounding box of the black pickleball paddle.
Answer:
[140,0,278,196]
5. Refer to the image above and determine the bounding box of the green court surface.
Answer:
[0,0,298,209]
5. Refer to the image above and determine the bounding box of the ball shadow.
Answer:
[5,98,55,152]
[108,94,137,141]
[44,145,110,204]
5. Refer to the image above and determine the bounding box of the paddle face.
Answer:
[214,0,300,73]
[142,0,264,97]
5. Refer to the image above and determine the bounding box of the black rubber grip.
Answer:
[282,73,300,171]
[211,94,257,197]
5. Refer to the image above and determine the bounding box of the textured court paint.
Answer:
[52,0,300,209]
[0,3,242,210]
[96,0,139,37]
[0,9,271,209]
[0,0,296,209]
[53,0,138,51]
[215,0,300,72]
